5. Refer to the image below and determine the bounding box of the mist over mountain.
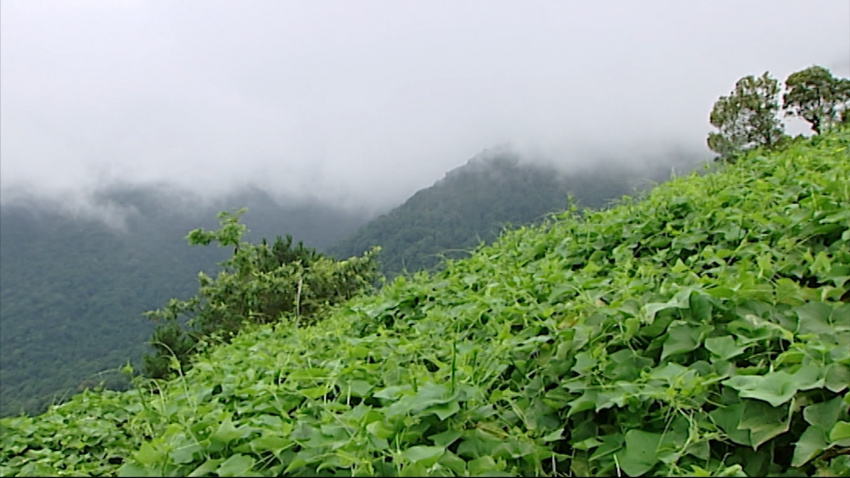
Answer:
[331,146,706,277]
[0,184,372,417]
[0,146,704,417]
[3,2,846,212]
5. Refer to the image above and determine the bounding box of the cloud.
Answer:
[1,0,848,211]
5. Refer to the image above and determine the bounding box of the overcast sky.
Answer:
[1,0,848,211]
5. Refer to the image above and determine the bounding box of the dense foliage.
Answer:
[708,66,850,161]
[707,72,786,159]
[0,151,689,418]
[2,127,848,476]
[784,66,850,134]
[330,149,692,278]
[0,186,370,417]
[142,209,380,379]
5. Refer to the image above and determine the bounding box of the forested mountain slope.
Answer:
[330,146,698,277]
[0,147,692,418]
[0,185,370,417]
[3,129,847,477]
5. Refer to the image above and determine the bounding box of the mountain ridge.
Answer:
[2,127,846,476]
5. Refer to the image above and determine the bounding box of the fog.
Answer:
[1,0,848,215]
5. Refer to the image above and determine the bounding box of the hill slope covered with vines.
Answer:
[1,128,849,476]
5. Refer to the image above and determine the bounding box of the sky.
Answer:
[1,0,849,213]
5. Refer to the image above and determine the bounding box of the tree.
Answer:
[142,209,380,379]
[707,72,786,161]
[783,65,850,134]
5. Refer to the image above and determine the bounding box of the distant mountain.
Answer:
[330,146,701,277]
[0,185,371,417]
[0,149,702,417]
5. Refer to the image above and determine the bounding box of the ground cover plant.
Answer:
[140,209,380,380]
[1,127,849,476]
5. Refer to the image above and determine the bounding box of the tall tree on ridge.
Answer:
[707,72,786,161]
[783,65,850,134]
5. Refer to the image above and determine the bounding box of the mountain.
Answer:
[2,129,847,477]
[0,149,700,417]
[0,185,371,417]
[330,146,700,277]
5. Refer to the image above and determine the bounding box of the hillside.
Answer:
[330,146,695,277]
[2,129,849,477]
[0,186,371,417]
[0,148,689,418]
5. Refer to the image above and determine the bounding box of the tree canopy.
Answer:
[707,72,785,160]
[142,209,380,379]
[783,65,850,134]
[707,66,850,161]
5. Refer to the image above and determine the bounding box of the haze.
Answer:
[1,0,848,213]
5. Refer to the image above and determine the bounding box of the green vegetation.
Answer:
[0,152,684,418]
[707,72,786,159]
[784,66,850,134]
[708,66,850,161]
[0,187,370,417]
[142,209,380,379]
[2,125,848,476]
[330,150,691,278]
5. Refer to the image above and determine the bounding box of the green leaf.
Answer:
[689,292,713,322]
[467,456,504,476]
[567,390,599,417]
[823,455,850,477]
[373,385,410,400]
[402,383,459,417]
[796,302,836,336]
[616,430,662,477]
[829,421,850,443]
[430,430,463,447]
[424,400,461,420]
[366,420,395,439]
[457,430,503,459]
[710,403,751,446]
[738,399,791,449]
[437,450,467,475]
[572,437,603,451]
[243,434,292,455]
[188,458,225,477]
[661,321,707,360]
[792,425,829,467]
[400,462,428,477]
[825,363,850,393]
[643,291,690,320]
[704,336,748,360]
[803,396,844,429]
[18,462,59,477]
[793,363,826,390]
[118,463,155,477]
[724,366,822,407]
[170,442,202,464]
[541,429,565,442]
[300,385,331,399]
[209,416,243,451]
[399,445,445,467]
[684,439,710,461]
[346,379,373,397]
[135,442,163,466]
[216,454,256,477]
[571,352,597,374]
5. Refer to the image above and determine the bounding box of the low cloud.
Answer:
[1,1,847,213]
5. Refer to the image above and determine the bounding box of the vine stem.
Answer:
[295,277,303,326]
